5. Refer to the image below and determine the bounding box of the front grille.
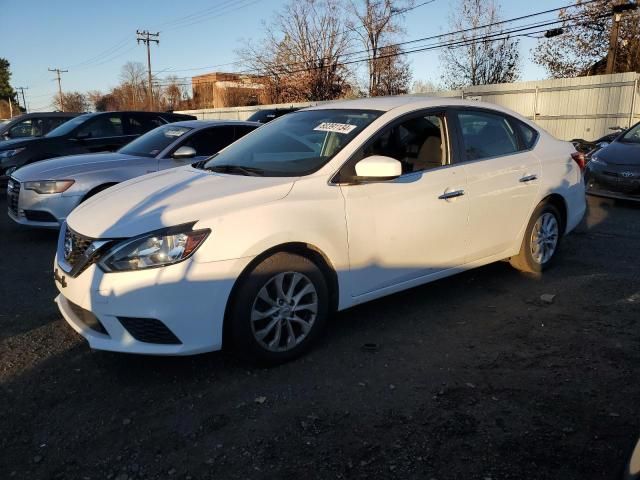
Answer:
[118,317,182,345]
[67,300,108,335]
[7,178,20,217]
[64,227,93,269]
[24,210,58,223]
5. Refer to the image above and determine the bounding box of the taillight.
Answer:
[571,151,586,171]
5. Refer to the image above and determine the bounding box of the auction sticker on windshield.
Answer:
[313,122,358,134]
[165,128,189,137]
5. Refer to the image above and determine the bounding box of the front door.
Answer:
[338,110,470,297]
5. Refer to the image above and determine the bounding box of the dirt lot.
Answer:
[1,193,639,480]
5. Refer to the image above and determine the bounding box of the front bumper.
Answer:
[585,165,640,202]
[6,178,82,228]
[54,254,253,355]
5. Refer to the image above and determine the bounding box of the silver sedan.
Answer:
[7,120,259,228]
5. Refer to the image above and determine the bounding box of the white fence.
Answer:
[178,72,640,141]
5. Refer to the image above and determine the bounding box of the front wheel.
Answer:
[228,252,329,364]
[510,202,562,274]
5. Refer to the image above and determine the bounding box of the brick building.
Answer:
[191,72,269,108]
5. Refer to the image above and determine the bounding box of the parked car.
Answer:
[584,121,640,202]
[571,127,625,154]
[0,112,79,142]
[246,107,299,123]
[52,97,585,362]
[7,120,259,228]
[0,111,196,180]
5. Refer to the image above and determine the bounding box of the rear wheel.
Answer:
[510,202,562,274]
[229,252,329,364]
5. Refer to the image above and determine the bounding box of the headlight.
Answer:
[24,180,75,194]
[0,147,26,159]
[99,224,210,272]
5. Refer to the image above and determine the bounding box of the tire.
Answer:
[229,252,329,364]
[509,201,562,274]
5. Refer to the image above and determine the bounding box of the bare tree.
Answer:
[349,0,412,96]
[119,61,147,109]
[370,44,412,95]
[53,91,88,112]
[238,0,353,102]
[440,0,520,88]
[533,0,640,78]
[411,79,440,94]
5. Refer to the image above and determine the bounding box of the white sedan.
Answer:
[53,97,586,363]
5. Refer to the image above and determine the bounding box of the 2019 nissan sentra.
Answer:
[7,120,259,228]
[0,111,196,179]
[585,121,640,202]
[53,97,586,363]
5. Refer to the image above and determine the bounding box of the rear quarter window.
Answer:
[514,120,539,149]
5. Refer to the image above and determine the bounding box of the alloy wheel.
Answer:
[530,212,559,265]
[250,271,318,352]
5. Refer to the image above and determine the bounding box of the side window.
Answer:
[456,111,519,160]
[76,115,123,138]
[180,126,236,156]
[9,119,45,138]
[47,117,71,133]
[514,120,538,149]
[128,115,165,135]
[361,113,448,174]
[234,125,257,141]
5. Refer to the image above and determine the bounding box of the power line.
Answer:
[154,0,597,82]
[153,0,437,74]
[151,9,601,89]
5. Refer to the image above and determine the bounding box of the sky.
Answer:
[2,0,571,112]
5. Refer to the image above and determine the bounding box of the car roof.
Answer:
[302,95,540,130]
[303,95,515,114]
[167,120,262,128]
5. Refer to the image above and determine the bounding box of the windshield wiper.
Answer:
[207,164,265,176]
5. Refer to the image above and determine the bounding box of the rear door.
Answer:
[73,113,126,152]
[452,108,541,261]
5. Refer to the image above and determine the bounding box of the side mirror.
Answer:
[597,141,609,148]
[355,155,402,181]
[172,145,197,160]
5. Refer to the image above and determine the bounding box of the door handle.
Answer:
[519,174,538,183]
[438,189,465,200]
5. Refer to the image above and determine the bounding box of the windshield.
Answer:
[119,125,192,157]
[621,123,640,144]
[199,109,381,176]
[46,113,95,137]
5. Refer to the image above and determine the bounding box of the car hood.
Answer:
[597,141,640,166]
[12,152,147,181]
[66,166,295,238]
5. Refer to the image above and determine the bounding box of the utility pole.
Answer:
[605,12,622,74]
[16,87,28,113]
[48,68,68,111]
[136,30,160,111]
[606,2,639,75]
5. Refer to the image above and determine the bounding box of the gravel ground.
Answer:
[1,193,639,480]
